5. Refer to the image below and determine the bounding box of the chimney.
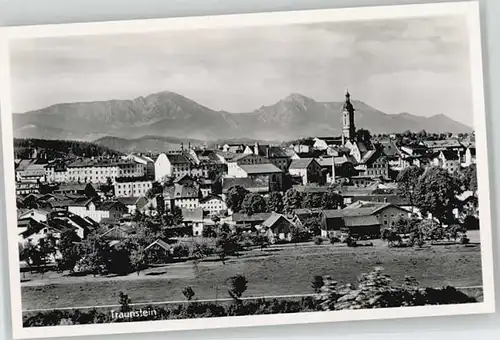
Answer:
[188,142,191,150]
[181,142,184,151]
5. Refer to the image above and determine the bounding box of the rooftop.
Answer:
[239,163,282,174]
[289,158,315,170]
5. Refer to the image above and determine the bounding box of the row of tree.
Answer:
[226,186,344,215]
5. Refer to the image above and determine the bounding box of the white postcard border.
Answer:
[0,1,495,339]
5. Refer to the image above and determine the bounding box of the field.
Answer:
[21,233,483,311]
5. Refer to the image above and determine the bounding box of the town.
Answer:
[16,92,481,324]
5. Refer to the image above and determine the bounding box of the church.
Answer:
[337,91,390,185]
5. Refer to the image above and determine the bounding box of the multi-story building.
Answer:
[164,183,201,210]
[67,158,145,184]
[164,153,192,179]
[45,162,68,183]
[114,177,153,198]
[200,195,227,215]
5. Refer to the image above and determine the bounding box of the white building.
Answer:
[200,195,227,215]
[114,178,153,198]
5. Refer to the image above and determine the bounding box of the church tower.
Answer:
[341,90,356,144]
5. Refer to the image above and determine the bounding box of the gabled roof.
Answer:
[289,158,316,170]
[322,209,345,219]
[215,151,239,161]
[18,208,49,218]
[164,183,200,199]
[266,146,289,159]
[262,213,288,228]
[239,163,282,174]
[67,197,94,207]
[166,153,190,164]
[144,239,171,252]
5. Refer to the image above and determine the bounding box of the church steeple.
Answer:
[342,89,356,144]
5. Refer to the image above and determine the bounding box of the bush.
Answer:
[314,237,324,245]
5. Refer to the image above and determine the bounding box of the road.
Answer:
[22,286,483,313]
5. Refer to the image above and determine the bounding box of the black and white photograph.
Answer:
[0,1,495,339]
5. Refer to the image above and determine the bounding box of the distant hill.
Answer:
[13,91,472,142]
[94,136,206,154]
[14,138,122,159]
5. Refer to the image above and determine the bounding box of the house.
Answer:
[421,139,464,152]
[232,212,273,231]
[320,209,381,239]
[44,161,68,183]
[291,139,315,154]
[261,212,295,243]
[53,183,97,197]
[67,198,126,223]
[18,222,62,252]
[181,208,215,236]
[433,150,461,173]
[144,239,173,263]
[164,153,192,179]
[222,143,246,153]
[114,177,153,197]
[313,137,343,150]
[200,195,227,215]
[226,153,270,177]
[50,213,95,239]
[116,196,149,215]
[163,183,201,210]
[355,146,389,179]
[215,151,240,164]
[100,225,136,241]
[288,158,324,185]
[344,201,410,227]
[126,153,156,180]
[18,209,49,223]
[315,157,336,184]
[292,208,323,229]
[250,143,291,172]
[66,158,144,184]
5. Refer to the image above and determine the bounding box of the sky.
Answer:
[9,15,474,126]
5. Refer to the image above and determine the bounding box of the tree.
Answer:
[396,165,424,214]
[303,216,321,236]
[414,167,461,226]
[356,128,372,143]
[226,186,249,213]
[20,242,43,273]
[182,286,195,301]
[216,232,238,264]
[130,247,148,275]
[461,164,478,193]
[267,192,284,213]
[302,193,323,209]
[311,275,325,294]
[57,229,81,272]
[241,193,268,215]
[118,291,131,312]
[252,234,269,250]
[147,181,163,199]
[228,275,248,302]
[79,234,113,276]
[283,188,304,214]
[321,190,344,210]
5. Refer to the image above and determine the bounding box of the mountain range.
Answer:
[13,91,472,145]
